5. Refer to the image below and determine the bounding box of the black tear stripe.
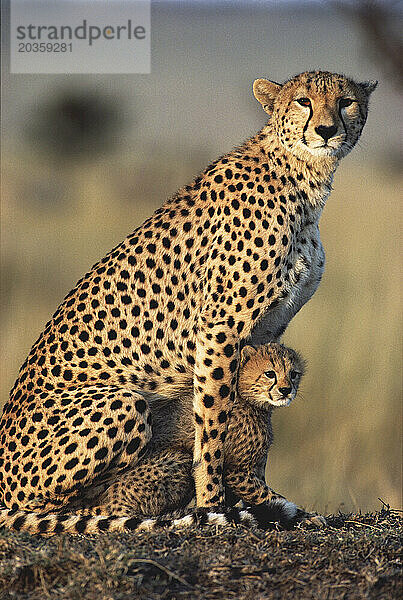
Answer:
[302,105,313,146]
[268,376,277,391]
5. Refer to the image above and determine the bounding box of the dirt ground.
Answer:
[0,507,401,600]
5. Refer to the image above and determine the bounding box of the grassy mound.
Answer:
[0,508,401,599]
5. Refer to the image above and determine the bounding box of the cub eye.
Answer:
[339,98,354,108]
[264,370,276,379]
[296,98,311,107]
[290,370,300,380]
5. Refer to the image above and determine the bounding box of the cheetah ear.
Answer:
[240,345,257,364]
[253,78,282,114]
[359,80,378,96]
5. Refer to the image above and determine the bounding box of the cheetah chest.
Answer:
[250,223,325,344]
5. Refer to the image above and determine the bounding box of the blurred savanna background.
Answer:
[1,0,401,514]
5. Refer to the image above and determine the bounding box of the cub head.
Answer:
[253,70,377,162]
[238,343,305,408]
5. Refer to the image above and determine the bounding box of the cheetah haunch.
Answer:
[0,71,376,521]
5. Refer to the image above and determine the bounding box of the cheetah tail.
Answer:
[0,506,255,536]
[0,499,298,536]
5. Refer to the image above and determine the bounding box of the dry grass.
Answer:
[0,508,401,600]
[1,149,401,513]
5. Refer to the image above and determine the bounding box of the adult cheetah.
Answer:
[0,71,376,519]
[1,343,323,535]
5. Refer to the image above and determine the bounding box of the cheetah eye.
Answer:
[264,370,276,379]
[339,98,354,108]
[296,98,311,107]
[290,370,300,380]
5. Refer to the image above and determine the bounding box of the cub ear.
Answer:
[240,345,257,364]
[359,80,378,96]
[253,78,282,113]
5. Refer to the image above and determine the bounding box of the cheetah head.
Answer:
[253,70,377,162]
[238,343,305,408]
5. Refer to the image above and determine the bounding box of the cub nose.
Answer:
[315,125,338,141]
[278,386,292,397]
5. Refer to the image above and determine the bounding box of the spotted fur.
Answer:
[0,71,376,518]
[0,343,320,534]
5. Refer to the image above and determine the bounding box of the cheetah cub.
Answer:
[1,343,323,535]
[224,342,306,505]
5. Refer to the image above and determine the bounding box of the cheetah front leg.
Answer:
[193,319,241,507]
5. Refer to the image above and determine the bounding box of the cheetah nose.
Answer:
[278,387,292,397]
[315,125,338,141]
